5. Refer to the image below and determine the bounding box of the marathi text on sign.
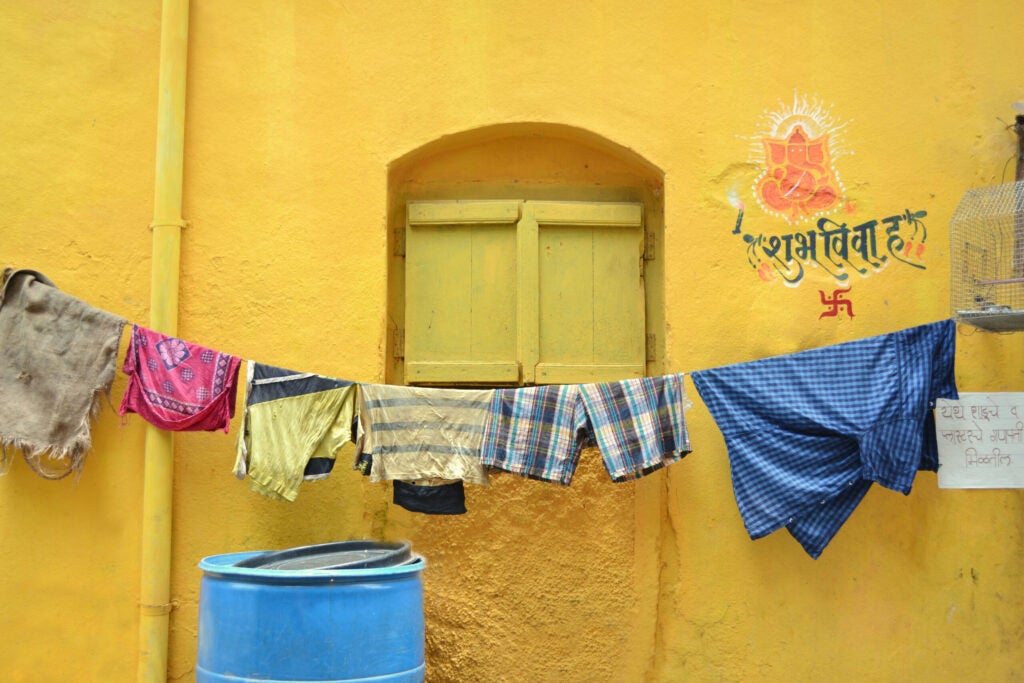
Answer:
[936,393,1024,489]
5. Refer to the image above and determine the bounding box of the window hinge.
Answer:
[645,333,657,362]
[393,329,405,359]
[393,227,406,257]
[644,230,656,260]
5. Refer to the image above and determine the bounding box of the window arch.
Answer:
[387,123,665,386]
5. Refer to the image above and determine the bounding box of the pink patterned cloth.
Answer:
[119,325,242,432]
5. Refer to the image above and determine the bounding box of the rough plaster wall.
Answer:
[1,1,1023,682]
[387,455,640,682]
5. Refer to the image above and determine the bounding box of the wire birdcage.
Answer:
[950,181,1024,331]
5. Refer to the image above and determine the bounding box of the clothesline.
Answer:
[0,267,959,558]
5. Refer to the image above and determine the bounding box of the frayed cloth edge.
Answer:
[0,370,119,481]
[0,436,84,480]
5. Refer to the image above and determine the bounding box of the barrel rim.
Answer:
[198,550,426,583]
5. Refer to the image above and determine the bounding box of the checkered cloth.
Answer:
[480,374,691,485]
[480,384,587,485]
[691,319,957,559]
[579,374,692,481]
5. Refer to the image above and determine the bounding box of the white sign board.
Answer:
[936,393,1024,489]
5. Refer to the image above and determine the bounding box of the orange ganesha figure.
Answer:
[757,125,841,220]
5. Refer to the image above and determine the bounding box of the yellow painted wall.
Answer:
[2,1,1022,681]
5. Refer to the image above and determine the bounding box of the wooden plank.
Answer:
[406,221,518,371]
[407,361,520,384]
[535,363,646,385]
[592,225,645,366]
[408,200,520,225]
[406,224,473,363]
[517,207,540,383]
[470,225,517,361]
[538,225,595,365]
[535,202,645,383]
[529,200,642,226]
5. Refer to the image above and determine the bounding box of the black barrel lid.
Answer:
[234,540,413,570]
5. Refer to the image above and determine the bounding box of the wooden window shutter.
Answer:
[405,199,645,385]
[405,201,522,384]
[531,201,646,384]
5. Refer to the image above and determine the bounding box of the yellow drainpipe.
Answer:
[139,1,189,681]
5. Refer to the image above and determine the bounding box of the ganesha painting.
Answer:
[756,125,841,220]
[733,94,927,289]
[747,93,849,224]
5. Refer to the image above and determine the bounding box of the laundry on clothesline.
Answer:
[357,384,493,487]
[691,318,957,558]
[0,263,968,557]
[480,374,692,485]
[119,324,242,433]
[0,268,126,479]
[356,384,494,515]
[234,361,358,502]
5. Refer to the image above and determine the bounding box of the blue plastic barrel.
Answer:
[197,550,425,682]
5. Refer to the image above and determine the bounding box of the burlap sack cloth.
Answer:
[0,268,126,479]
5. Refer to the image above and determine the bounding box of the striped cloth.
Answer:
[234,361,358,502]
[358,384,492,486]
[480,375,692,485]
[691,319,957,559]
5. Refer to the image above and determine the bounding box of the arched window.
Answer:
[387,124,664,386]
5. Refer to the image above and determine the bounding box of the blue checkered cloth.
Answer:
[690,319,957,559]
[579,374,692,481]
[480,384,587,485]
[480,375,691,485]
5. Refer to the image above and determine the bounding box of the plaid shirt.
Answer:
[480,384,586,485]
[691,319,957,558]
[579,374,691,481]
[480,374,691,485]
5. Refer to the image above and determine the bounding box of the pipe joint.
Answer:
[139,600,178,617]
[148,220,188,231]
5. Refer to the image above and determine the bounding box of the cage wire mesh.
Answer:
[950,180,1024,331]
